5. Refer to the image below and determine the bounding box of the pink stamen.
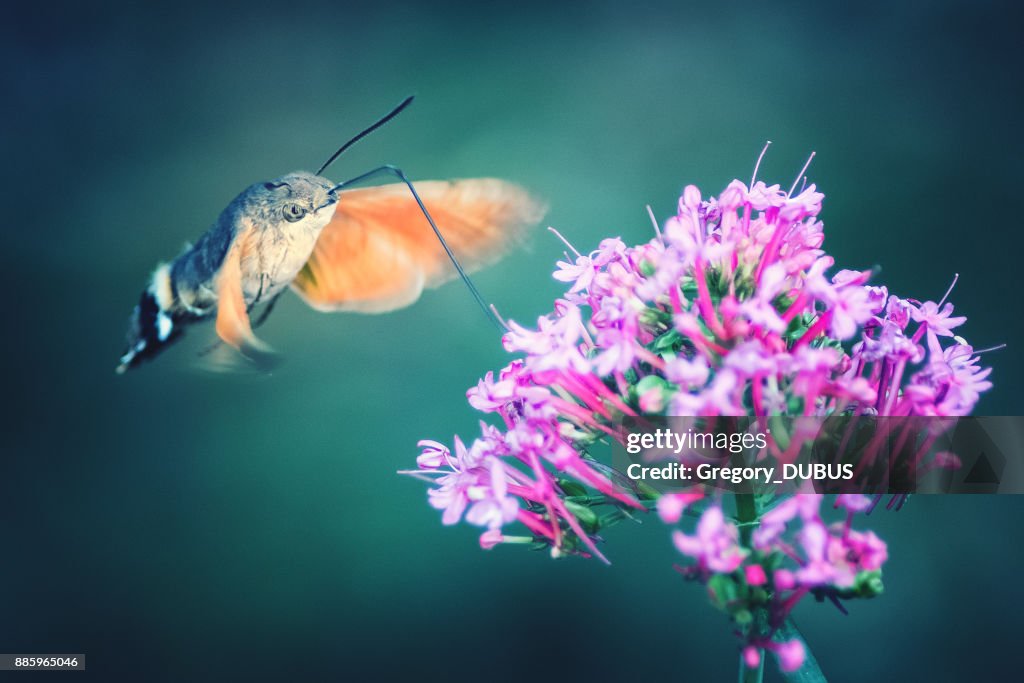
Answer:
[516,509,556,540]
[874,360,891,412]
[751,374,766,417]
[788,151,816,196]
[882,359,907,415]
[972,343,1007,355]
[694,260,729,340]
[548,226,582,258]
[646,204,662,240]
[937,273,959,308]
[782,292,809,323]
[578,372,639,417]
[751,140,772,186]
[754,222,786,286]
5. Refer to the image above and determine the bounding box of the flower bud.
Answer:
[744,564,768,586]
[774,569,796,590]
[479,530,504,549]
[776,639,805,673]
[682,185,702,211]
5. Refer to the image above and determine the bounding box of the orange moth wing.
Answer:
[214,224,274,359]
[291,179,544,313]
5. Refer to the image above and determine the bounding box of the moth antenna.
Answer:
[332,165,503,330]
[316,96,415,176]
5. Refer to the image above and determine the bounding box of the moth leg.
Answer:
[252,292,282,330]
[247,273,271,314]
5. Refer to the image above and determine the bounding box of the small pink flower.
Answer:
[554,254,598,293]
[426,436,476,525]
[672,506,747,573]
[746,181,786,210]
[753,495,820,550]
[836,494,872,513]
[796,521,850,587]
[831,527,888,572]
[467,371,516,413]
[859,321,921,363]
[465,458,520,530]
[702,370,744,415]
[864,285,888,315]
[774,569,797,590]
[416,440,450,469]
[781,184,824,220]
[665,356,710,389]
[682,184,702,211]
[725,341,779,376]
[479,529,504,549]
[885,295,913,329]
[656,491,704,524]
[911,300,966,338]
[829,286,876,341]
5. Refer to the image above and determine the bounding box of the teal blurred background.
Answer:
[3,1,1023,680]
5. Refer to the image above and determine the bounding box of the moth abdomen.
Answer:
[116,266,193,374]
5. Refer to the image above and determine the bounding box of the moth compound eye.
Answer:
[283,203,307,223]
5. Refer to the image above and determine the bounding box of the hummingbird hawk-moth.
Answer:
[116,97,544,373]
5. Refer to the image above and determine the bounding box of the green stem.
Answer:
[735,493,758,544]
[735,493,762,683]
[739,650,764,683]
[734,496,827,682]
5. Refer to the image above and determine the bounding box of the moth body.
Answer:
[117,172,338,372]
[117,95,546,374]
[117,170,543,374]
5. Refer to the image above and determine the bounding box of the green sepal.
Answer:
[733,608,753,626]
[708,574,739,610]
[563,500,600,533]
[836,570,884,599]
[652,329,685,353]
[636,482,661,500]
[557,479,589,498]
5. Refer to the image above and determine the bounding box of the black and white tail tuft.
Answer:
[116,289,184,373]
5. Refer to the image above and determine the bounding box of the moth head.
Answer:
[254,171,339,230]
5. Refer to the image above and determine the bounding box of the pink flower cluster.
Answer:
[409,164,991,538]
[406,158,994,674]
[660,491,887,671]
[412,417,643,562]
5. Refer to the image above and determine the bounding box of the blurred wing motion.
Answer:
[291,179,544,313]
[214,235,273,358]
